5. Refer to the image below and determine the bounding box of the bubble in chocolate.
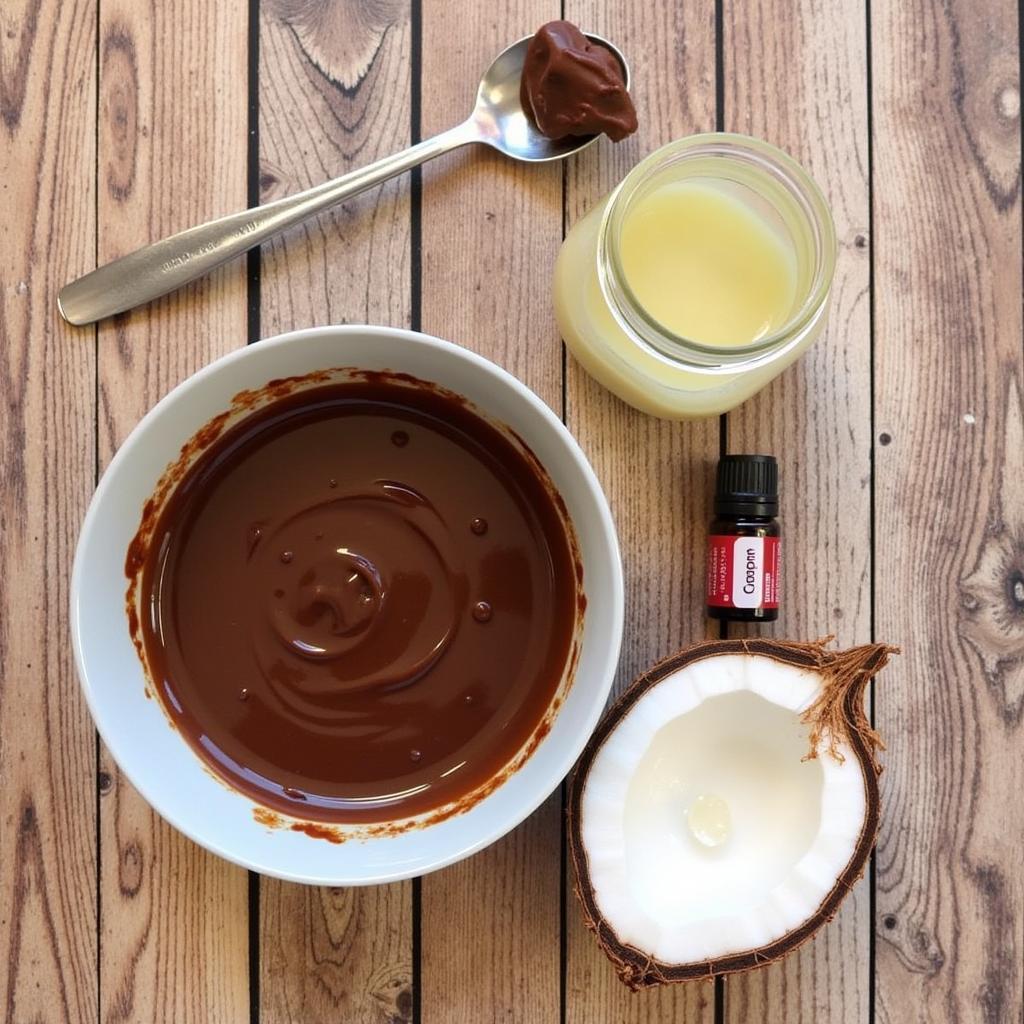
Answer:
[283,786,307,800]
[472,601,493,623]
[464,694,475,705]
[238,687,249,701]
[328,478,338,489]
[409,748,423,762]
[391,430,410,448]
[470,517,488,535]
[246,524,263,557]
[274,588,285,599]
[280,550,294,564]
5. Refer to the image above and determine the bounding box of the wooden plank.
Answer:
[95,1,251,1021]
[721,2,872,1021]
[561,3,719,1022]
[254,2,414,1022]
[872,1,1024,1021]
[417,3,564,1021]
[261,882,412,1023]
[0,2,98,1021]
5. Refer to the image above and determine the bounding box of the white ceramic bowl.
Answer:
[72,325,623,885]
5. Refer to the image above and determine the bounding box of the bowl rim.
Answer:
[71,323,624,884]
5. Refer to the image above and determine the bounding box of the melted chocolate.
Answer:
[520,21,637,142]
[133,378,578,823]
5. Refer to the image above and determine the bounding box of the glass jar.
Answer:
[554,133,836,419]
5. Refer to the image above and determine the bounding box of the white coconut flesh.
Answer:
[579,654,867,966]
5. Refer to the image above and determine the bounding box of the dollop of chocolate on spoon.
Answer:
[520,21,637,142]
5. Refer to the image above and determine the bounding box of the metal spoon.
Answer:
[58,33,629,326]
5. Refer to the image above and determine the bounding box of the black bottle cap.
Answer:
[714,454,778,517]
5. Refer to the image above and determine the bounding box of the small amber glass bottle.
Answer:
[706,455,780,622]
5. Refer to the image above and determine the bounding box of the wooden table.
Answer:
[3,0,1022,1020]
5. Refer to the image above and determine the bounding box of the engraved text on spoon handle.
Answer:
[58,122,476,326]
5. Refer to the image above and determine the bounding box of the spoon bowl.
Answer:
[471,32,631,163]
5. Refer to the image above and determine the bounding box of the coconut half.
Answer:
[568,638,896,989]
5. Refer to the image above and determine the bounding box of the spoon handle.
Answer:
[58,121,478,326]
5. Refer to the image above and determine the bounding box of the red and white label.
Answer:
[706,535,780,609]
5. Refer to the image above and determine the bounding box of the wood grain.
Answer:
[256,0,413,336]
[255,2,414,1022]
[0,1,98,1022]
[95,1,251,1021]
[261,882,412,1023]
[561,2,718,1022]
[416,3,564,1021]
[722,1,872,1021]
[872,1,1024,1021]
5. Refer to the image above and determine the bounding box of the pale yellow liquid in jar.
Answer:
[618,180,798,346]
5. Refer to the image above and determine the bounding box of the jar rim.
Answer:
[597,133,837,372]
